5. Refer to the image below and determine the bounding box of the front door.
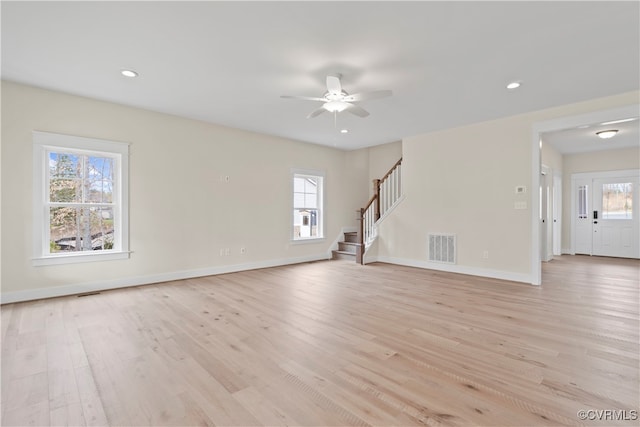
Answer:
[592,177,639,258]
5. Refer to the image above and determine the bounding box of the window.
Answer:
[293,171,323,240]
[577,185,588,219]
[602,182,633,220]
[33,131,129,265]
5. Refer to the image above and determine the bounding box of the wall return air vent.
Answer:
[428,233,456,264]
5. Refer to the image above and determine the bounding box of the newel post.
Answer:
[356,208,364,264]
[373,179,381,221]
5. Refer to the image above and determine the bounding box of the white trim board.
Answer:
[0,254,331,304]
[370,256,532,285]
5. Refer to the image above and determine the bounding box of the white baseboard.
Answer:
[0,254,331,304]
[369,255,535,285]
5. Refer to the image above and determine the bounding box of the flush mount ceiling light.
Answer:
[121,69,138,78]
[596,129,618,139]
[506,81,521,90]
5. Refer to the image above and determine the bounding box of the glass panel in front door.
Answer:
[601,182,632,220]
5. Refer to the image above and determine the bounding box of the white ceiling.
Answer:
[2,1,639,151]
[542,118,639,155]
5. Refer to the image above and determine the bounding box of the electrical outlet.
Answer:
[219,248,224,256]
[224,248,230,256]
[482,250,489,259]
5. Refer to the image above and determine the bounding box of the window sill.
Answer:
[290,237,326,245]
[33,251,131,266]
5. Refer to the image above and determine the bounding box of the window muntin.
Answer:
[33,131,129,265]
[293,173,323,240]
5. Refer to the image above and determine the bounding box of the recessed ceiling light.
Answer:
[121,69,138,78]
[340,129,348,134]
[596,129,618,139]
[506,81,521,90]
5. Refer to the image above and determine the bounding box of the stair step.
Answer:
[332,250,356,260]
[338,241,360,254]
[344,232,359,243]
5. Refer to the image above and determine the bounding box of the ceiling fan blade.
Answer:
[326,74,342,95]
[307,107,327,119]
[345,103,370,118]
[281,95,326,102]
[343,90,392,103]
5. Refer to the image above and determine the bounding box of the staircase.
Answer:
[330,158,403,264]
[356,158,403,264]
[331,232,362,261]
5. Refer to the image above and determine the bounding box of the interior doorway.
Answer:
[531,104,640,285]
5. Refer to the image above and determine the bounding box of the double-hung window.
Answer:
[33,131,130,265]
[293,171,324,240]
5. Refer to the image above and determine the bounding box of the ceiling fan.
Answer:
[281,74,392,119]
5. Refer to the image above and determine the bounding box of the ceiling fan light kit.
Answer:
[282,73,392,120]
[324,100,349,113]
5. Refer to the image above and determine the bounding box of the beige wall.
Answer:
[371,91,639,282]
[561,147,640,251]
[541,141,562,172]
[1,81,365,300]
[2,79,637,299]
[563,147,640,175]
[367,141,402,197]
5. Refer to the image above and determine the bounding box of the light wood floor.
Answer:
[1,256,638,426]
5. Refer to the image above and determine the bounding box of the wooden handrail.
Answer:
[379,157,403,183]
[363,194,377,212]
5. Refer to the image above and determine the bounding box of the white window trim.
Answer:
[32,131,130,266]
[291,168,325,242]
